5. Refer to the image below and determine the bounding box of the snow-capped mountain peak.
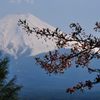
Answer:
[0,14,57,58]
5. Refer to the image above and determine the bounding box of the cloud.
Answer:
[9,0,34,4]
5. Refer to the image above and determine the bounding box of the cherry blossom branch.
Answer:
[18,19,100,93]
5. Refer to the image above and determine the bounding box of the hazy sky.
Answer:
[1,0,100,32]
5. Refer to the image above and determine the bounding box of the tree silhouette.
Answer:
[18,20,100,94]
[0,56,22,100]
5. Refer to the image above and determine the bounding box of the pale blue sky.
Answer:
[1,0,100,32]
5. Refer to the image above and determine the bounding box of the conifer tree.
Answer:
[0,57,21,100]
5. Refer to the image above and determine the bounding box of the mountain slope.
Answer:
[0,14,57,58]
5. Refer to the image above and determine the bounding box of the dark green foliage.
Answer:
[0,57,22,100]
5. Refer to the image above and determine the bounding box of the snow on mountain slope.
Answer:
[0,14,57,58]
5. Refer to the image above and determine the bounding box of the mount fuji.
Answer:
[0,14,99,99]
[0,14,57,58]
